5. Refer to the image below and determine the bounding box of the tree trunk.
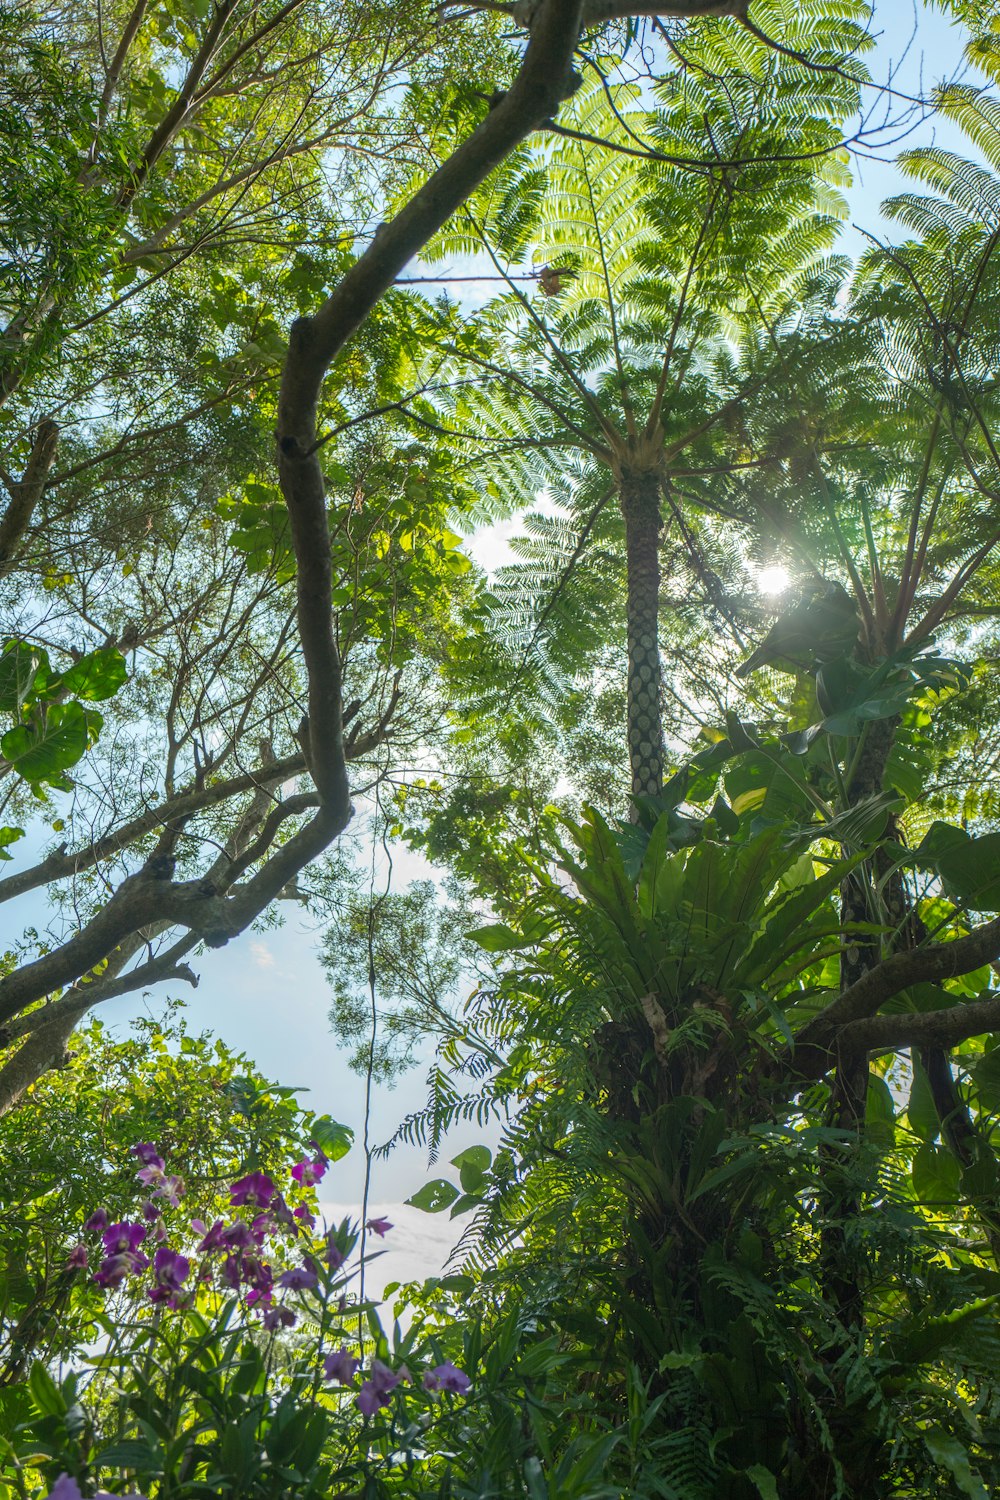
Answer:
[619,469,664,804]
[821,715,900,1328]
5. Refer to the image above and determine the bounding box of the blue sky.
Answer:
[23,0,991,1278]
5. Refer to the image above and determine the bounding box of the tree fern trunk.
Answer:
[620,469,664,804]
[822,715,899,1329]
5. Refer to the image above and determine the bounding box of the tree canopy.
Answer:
[5,0,1000,1495]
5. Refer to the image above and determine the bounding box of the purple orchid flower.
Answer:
[46,1476,147,1500]
[195,1218,227,1253]
[220,1254,242,1290]
[262,1304,296,1331]
[290,1153,328,1187]
[229,1171,275,1209]
[135,1158,166,1186]
[422,1361,472,1394]
[102,1222,147,1256]
[276,1263,318,1292]
[365,1216,392,1238]
[129,1142,162,1165]
[148,1246,190,1306]
[93,1248,150,1288]
[250,1213,273,1244]
[324,1347,360,1385]
[356,1357,406,1416]
[65,1243,88,1271]
[242,1255,274,1297]
[270,1192,295,1227]
[83,1208,109,1234]
[292,1204,316,1230]
[222,1220,254,1251]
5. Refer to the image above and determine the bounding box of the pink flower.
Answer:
[65,1243,88,1271]
[323,1347,360,1385]
[291,1154,328,1186]
[366,1216,392,1238]
[229,1171,275,1209]
[422,1361,472,1394]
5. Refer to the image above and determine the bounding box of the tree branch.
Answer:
[838,996,1000,1056]
[788,918,1000,1078]
[0,419,59,579]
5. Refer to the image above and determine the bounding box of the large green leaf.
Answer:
[1,701,101,784]
[308,1115,353,1162]
[906,1056,939,1142]
[912,1141,961,1204]
[60,647,128,701]
[0,639,44,712]
[407,1178,460,1213]
[917,822,1000,911]
[724,751,814,825]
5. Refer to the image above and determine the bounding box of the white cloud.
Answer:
[249,941,275,968]
[320,1200,467,1303]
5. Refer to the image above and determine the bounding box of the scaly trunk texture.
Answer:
[619,468,664,804]
[822,715,901,1326]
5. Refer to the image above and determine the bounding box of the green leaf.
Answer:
[969,1048,1000,1108]
[917,823,1000,911]
[451,1144,491,1193]
[0,639,45,712]
[407,1178,460,1213]
[724,750,813,825]
[94,1440,159,1469]
[866,1072,895,1146]
[0,825,23,862]
[912,1141,961,1204]
[28,1360,65,1417]
[887,1295,1000,1367]
[309,1115,353,1162]
[924,1429,989,1500]
[746,1465,780,1500]
[1,701,100,784]
[467,923,527,952]
[60,647,127,701]
[906,1056,939,1142]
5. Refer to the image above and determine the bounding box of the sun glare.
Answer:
[756,564,791,596]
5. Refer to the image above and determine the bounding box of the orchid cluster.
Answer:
[322,1349,472,1416]
[65,1141,472,1424]
[68,1148,334,1318]
[46,1477,143,1500]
